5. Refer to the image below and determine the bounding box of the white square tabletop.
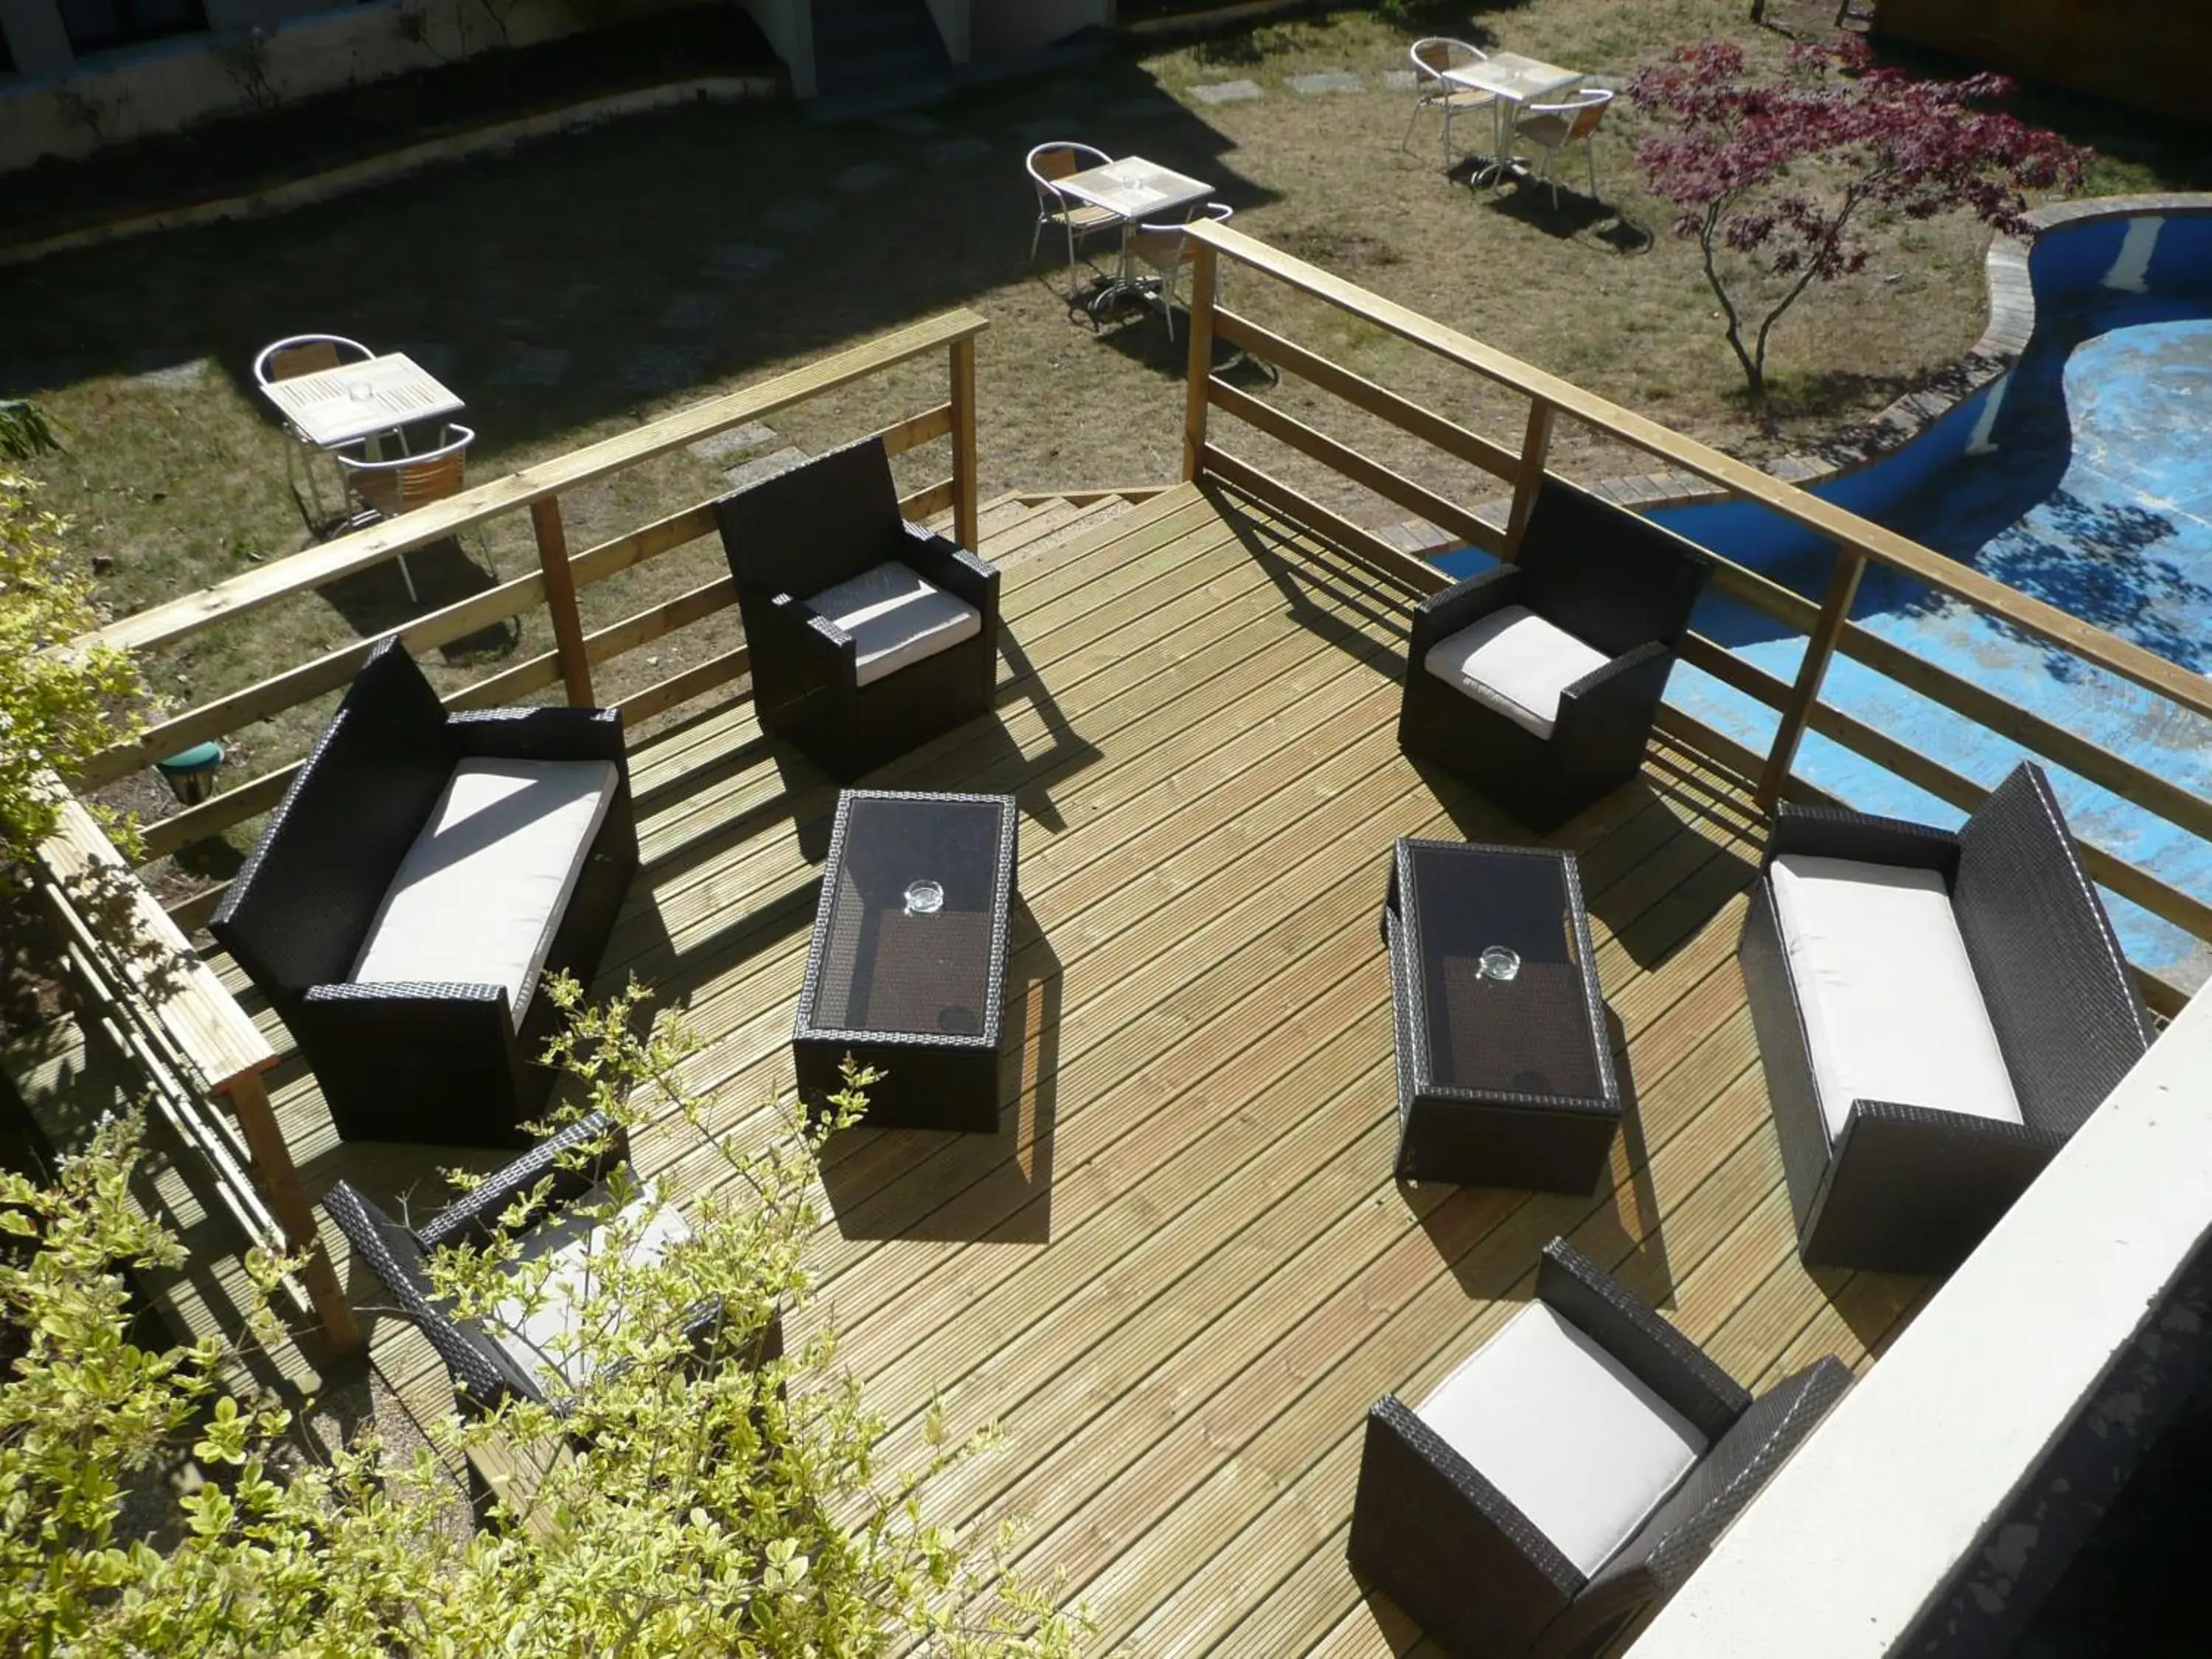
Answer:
[1444,51,1582,107]
[1055,156,1214,224]
[259,352,465,448]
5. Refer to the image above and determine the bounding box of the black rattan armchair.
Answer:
[1349,1239,1848,1658]
[1741,762,2154,1273]
[713,436,1000,781]
[209,639,638,1147]
[1400,480,1714,831]
[322,1113,764,1415]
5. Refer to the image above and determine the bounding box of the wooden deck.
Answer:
[9,480,1933,1653]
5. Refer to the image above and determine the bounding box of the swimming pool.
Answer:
[1448,205,2212,987]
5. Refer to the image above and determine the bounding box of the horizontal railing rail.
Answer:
[1178,220,2208,1016]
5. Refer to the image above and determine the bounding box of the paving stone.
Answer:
[658,291,728,331]
[1382,69,1418,91]
[1015,116,1081,143]
[489,344,571,388]
[763,198,834,235]
[686,421,778,463]
[125,357,213,391]
[708,242,784,279]
[619,341,712,394]
[878,111,944,137]
[834,161,905,192]
[721,445,808,490]
[1190,79,1262,105]
[1287,71,1363,95]
[401,342,458,378]
[923,136,993,164]
[1105,95,1179,119]
[1043,77,1096,102]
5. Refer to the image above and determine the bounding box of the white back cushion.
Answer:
[493,1194,690,1392]
[807,560,981,689]
[1416,1301,1709,1577]
[1423,605,1610,740]
[1769,855,2023,1142]
[350,757,618,1016]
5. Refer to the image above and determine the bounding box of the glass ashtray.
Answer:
[902,880,945,916]
[1477,945,1523,983]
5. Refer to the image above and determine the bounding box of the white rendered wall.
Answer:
[1630,987,2212,1657]
[969,0,1108,58]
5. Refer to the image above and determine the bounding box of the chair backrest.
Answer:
[1132,201,1235,269]
[339,424,473,519]
[1027,142,1110,201]
[1515,479,1716,660]
[1952,762,2154,1133]
[712,434,908,599]
[1562,88,1613,142]
[1411,37,1482,80]
[210,638,455,1014]
[254,333,372,387]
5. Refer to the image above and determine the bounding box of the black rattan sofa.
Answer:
[322,1113,764,1415]
[1740,762,2154,1274]
[1399,479,1714,831]
[209,639,637,1148]
[713,436,1000,781]
[1348,1238,1848,1658]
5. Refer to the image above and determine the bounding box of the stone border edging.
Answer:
[0,74,780,272]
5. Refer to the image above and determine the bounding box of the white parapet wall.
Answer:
[0,0,680,175]
[1630,985,2212,1657]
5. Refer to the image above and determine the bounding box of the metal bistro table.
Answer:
[1443,50,1582,186]
[257,350,465,451]
[1054,155,1213,318]
[793,790,1019,1133]
[1382,839,1619,1190]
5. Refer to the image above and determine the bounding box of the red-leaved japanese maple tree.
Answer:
[1628,39,2089,419]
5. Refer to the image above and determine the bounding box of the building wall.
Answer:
[969,0,1108,59]
[732,0,810,95]
[1872,0,2212,127]
[0,0,674,173]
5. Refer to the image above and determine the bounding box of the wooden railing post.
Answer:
[1501,399,1554,560]
[949,335,980,552]
[530,496,595,707]
[1183,239,1219,482]
[1759,545,1868,808]
[221,1070,363,1357]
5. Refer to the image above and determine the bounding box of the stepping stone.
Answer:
[1382,69,1418,91]
[687,422,778,463]
[658,292,728,331]
[763,198,834,234]
[834,161,905,192]
[923,136,992,164]
[1190,80,1262,105]
[489,345,570,388]
[125,357,212,391]
[1014,116,1079,143]
[721,446,808,490]
[401,342,458,378]
[1105,95,1178,119]
[1043,77,1095,102]
[878,111,944,136]
[1287,71,1363,95]
[709,243,783,279]
[619,341,712,394]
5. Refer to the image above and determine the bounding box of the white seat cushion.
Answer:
[492,1194,690,1392]
[350,757,619,1015]
[1769,855,2024,1142]
[1416,1301,1709,1577]
[1423,605,1611,740]
[807,560,981,689]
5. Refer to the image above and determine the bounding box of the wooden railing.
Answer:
[31,311,987,1347]
[1178,220,2209,1015]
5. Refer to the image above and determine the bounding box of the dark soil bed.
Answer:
[0,4,779,247]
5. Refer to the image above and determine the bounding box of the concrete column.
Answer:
[0,0,77,77]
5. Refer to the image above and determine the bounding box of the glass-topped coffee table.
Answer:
[793,790,1018,1132]
[1382,839,1618,1189]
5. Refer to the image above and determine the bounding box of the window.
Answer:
[58,0,207,55]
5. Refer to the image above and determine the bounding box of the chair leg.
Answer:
[1585,139,1598,204]
[397,551,420,604]
[1029,212,1045,262]
[1441,100,1454,171]
[1401,96,1422,156]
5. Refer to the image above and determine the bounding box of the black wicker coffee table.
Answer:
[1382,839,1619,1189]
[793,789,1018,1132]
